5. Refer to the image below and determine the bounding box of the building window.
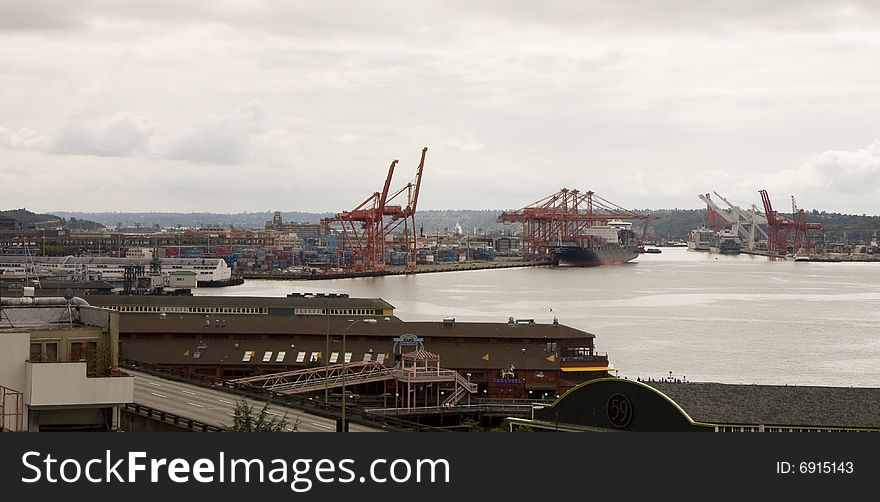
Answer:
[45,342,58,362]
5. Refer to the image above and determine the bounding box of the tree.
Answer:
[226,398,297,432]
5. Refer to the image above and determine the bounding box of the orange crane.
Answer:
[321,147,427,272]
[382,147,427,270]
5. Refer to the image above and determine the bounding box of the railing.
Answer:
[559,354,609,363]
[119,359,450,432]
[234,362,399,395]
[367,403,537,417]
[442,372,478,407]
[124,403,224,432]
[395,367,456,383]
[1,385,24,432]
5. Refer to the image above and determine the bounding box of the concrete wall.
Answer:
[25,361,133,407]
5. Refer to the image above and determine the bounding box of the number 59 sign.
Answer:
[606,394,633,428]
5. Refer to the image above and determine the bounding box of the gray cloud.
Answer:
[0,126,52,151]
[164,102,268,165]
[776,140,880,195]
[6,1,880,35]
[0,0,87,31]
[3,1,880,214]
[53,113,153,157]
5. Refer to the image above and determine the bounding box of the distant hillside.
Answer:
[52,211,332,230]
[52,210,512,234]
[51,209,880,241]
[0,208,104,231]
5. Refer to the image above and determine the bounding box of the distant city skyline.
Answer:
[2,1,880,214]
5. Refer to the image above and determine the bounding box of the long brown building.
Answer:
[87,294,612,400]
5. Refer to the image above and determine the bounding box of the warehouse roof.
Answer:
[116,313,592,341]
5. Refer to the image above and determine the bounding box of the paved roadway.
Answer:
[129,370,380,432]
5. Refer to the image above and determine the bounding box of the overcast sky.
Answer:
[2,1,880,214]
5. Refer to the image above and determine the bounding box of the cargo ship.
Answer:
[549,220,639,266]
[687,227,712,251]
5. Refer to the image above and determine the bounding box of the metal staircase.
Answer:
[442,372,478,406]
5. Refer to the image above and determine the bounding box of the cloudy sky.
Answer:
[2,1,880,214]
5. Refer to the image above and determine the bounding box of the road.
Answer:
[129,370,380,432]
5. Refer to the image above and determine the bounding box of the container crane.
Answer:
[698,192,768,251]
[321,147,427,273]
[498,188,656,261]
[711,191,768,251]
[758,189,822,257]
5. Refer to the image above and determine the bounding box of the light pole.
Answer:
[324,299,330,406]
[341,318,377,432]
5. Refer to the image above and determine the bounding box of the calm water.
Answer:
[198,248,880,387]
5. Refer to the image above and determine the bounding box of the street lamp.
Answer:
[341,318,377,432]
[324,300,330,406]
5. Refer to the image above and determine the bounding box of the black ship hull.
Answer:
[551,245,639,267]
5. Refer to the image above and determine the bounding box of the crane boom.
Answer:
[409,147,427,215]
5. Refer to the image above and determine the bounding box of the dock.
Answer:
[237,259,551,281]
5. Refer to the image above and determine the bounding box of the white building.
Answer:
[125,247,154,259]
[274,232,301,249]
[0,299,133,431]
[0,256,231,283]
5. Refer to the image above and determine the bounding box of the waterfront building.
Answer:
[86,294,612,398]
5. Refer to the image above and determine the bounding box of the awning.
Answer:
[560,366,613,372]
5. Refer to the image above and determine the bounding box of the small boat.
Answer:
[643,248,662,254]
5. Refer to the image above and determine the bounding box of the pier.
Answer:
[237,258,551,281]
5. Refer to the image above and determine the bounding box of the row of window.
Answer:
[329,309,378,316]
[294,308,323,315]
[240,350,387,364]
[111,306,268,314]
[109,305,380,315]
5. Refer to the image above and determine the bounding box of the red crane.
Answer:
[704,193,727,232]
[382,146,427,270]
[498,188,655,261]
[321,147,427,272]
[758,189,822,257]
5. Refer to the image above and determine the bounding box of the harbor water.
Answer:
[198,248,880,388]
